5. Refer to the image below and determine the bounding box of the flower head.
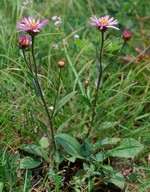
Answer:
[57,59,66,68]
[18,34,31,49]
[90,15,119,31]
[122,29,131,41]
[17,17,49,35]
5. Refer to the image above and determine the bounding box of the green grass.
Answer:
[0,0,150,191]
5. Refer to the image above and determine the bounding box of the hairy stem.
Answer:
[24,37,56,151]
[31,36,38,77]
[87,31,105,137]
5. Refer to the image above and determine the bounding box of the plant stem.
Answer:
[103,41,126,72]
[31,36,38,77]
[87,31,105,137]
[35,78,56,151]
[22,50,32,73]
[24,36,57,151]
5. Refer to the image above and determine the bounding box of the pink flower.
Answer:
[17,17,49,35]
[122,29,131,41]
[18,34,31,49]
[90,15,119,31]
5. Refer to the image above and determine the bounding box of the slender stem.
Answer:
[22,49,32,73]
[35,79,56,150]
[103,41,126,72]
[31,36,38,77]
[51,68,62,119]
[30,36,56,151]
[87,32,105,137]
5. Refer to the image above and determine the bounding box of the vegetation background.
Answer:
[0,0,150,191]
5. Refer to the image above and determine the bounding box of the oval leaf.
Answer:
[55,133,84,159]
[106,138,144,158]
[19,144,50,163]
[40,137,49,149]
[20,156,41,169]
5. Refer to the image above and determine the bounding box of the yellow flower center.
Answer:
[30,21,36,27]
[99,18,108,24]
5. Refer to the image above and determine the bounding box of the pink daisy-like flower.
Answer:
[90,15,119,31]
[17,17,49,35]
[18,34,31,49]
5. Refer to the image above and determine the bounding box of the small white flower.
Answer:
[54,21,62,27]
[52,43,59,50]
[51,16,58,21]
[49,106,54,111]
[74,34,80,39]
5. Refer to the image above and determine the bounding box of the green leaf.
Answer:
[80,141,93,159]
[129,172,137,183]
[100,121,118,130]
[102,165,125,190]
[78,94,91,107]
[38,119,47,132]
[54,91,77,116]
[40,137,49,149]
[32,79,40,97]
[93,137,121,151]
[20,156,41,169]
[107,41,120,52]
[19,144,50,163]
[106,138,144,158]
[55,133,84,159]
[110,171,125,190]
[0,182,4,192]
[95,152,104,162]
[75,39,93,52]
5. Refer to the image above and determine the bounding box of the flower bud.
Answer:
[122,29,131,41]
[54,20,62,27]
[57,59,66,68]
[18,35,31,49]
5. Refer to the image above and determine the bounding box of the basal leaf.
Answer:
[20,156,41,169]
[110,171,125,190]
[106,138,144,158]
[19,144,50,163]
[55,133,84,159]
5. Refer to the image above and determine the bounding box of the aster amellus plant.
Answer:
[90,14,119,31]
[87,14,131,137]
[17,17,49,35]
[17,16,56,150]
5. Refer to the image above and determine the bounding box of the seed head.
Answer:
[57,59,66,68]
